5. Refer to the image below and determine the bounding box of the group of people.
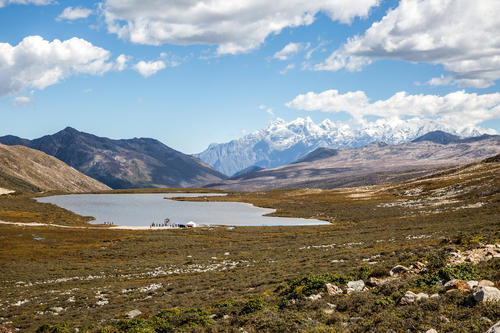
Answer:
[150,222,170,228]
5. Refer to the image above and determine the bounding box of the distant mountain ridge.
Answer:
[292,147,338,164]
[0,128,226,189]
[0,143,110,192]
[196,117,492,176]
[206,135,500,191]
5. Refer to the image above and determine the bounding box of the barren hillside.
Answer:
[0,143,110,193]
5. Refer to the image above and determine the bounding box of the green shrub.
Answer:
[374,297,394,308]
[113,319,153,333]
[240,297,266,315]
[282,273,350,298]
[36,324,71,333]
[153,308,213,328]
[414,263,478,287]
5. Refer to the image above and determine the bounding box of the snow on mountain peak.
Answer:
[197,117,492,176]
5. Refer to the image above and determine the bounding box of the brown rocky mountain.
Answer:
[206,136,500,191]
[0,127,227,189]
[0,143,110,193]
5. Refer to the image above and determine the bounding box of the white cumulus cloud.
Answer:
[273,42,302,60]
[133,60,166,78]
[0,36,127,96]
[259,104,274,116]
[286,89,500,131]
[280,63,296,75]
[101,0,379,55]
[315,0,500,88]
[57,7,92,21]
[0,0,52,7]
[12,96,32,107]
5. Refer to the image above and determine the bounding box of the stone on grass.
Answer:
[400,291,429,305]
[486,320,500,333]
[444,279,471,292]
[325,283,343,295]
[467,280,479,289]
[368,277,389,287]
[473,286,500,303]
[479,280,495,287]
[307,293,322,301]
[390,265,409,276]
[426,329,438,333]
[127,309,142,319]
[51,307,64,314]
[347,280,365,293]
[411,261,426,273]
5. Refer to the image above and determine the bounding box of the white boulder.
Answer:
[347,280,365,293]
[473,286,500,303]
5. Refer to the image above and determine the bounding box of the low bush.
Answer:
[35,324,71,333]
[239,297,266,315]
[414,263,478,287]
[282,273,350,299]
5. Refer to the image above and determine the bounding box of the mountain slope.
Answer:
[230,165,265,179]
[0,128,226,189]
[0,143,110,192]
[206,136,500,191]
[196,117,489,176]
[412,130,461,144]
[292,147,338,164]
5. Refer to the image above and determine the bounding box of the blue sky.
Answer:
[1,0,499,153]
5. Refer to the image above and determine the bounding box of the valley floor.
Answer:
[0,158,499,332]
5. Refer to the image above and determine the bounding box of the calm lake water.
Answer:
[36,193,328,227]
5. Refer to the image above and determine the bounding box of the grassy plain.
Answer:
[0,158,499,332]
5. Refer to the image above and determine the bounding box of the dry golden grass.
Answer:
[0,159,498,331]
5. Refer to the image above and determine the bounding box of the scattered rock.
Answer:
[326,303,337,309]
[467,280,479,289]
[479,280,495,287]
[390,265,409,276]
[410,261,426,273]
[323,309,335,314]
[400,291,429,305]
[486,320,500,333]
[0,326,16,333]
[481,317,493,324]
[222,314,230,320]
[439,315,450,323]
[51,307,64,314]
[430,293,440,298]
[368,277,390,287]
[473,286,500,303]
[127,309,142,319]
[426,329,438,333]
[307,293,322,301]
[449,245,500,265]
[347,280,365,293]
[444,279,471,292]
[325,283,343,295]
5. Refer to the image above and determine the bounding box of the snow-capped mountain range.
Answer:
[195,117,492,176]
